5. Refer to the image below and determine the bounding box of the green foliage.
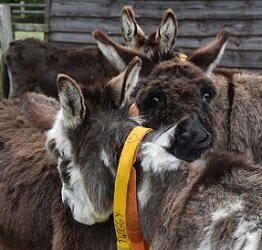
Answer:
[15,31,44,40]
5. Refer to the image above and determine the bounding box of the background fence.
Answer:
[10,1,46,33]
[1,0,262,71]
[0,1,46,53]
[9,1,45,23]
[45,0,262,71]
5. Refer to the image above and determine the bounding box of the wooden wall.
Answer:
[45,0,262,71]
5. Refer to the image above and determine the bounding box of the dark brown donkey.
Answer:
[94,28,262,164]
[2,6,177,99]
[0,40,222,249]
[2,39,117,98]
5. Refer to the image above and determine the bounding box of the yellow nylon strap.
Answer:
[178,52,188,62]
[114,126,152,250]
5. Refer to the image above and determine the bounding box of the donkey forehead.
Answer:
[144,62,215,91]
[143,33,157,47]
[150,60,209,79]
[136,74,214,99]
[135,32,157,50]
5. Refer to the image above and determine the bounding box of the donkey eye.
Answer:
[138,89,166,112]
[203,92,211,103]
[201,85,215,104]
[151,97,159,107]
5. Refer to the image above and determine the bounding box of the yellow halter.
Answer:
[178,52,188,62]
[114,126,152,250]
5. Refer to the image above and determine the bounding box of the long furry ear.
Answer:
[155,8,178,54]
[107,56,142,107]
[93,30,154,74]
[57,74,86,128]
[121,5,145,49]
[189,29,230,75]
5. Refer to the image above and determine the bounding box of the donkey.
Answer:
[2,6,178,99]
[46,71,262,249]
[121,5,177,55]
[2,39,118,98]
[93,29,262,164]
[0,43,220,249]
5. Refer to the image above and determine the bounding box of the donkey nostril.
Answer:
[197,133,209,144]
[180,132,190,140]
[175,113,212,147]
[175,130,189,144]
[196,131,211,148]
[198,137,207,144]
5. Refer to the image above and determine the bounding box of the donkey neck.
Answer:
[136,150,210,248]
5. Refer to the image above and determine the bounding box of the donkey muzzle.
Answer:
[174,113,211,162]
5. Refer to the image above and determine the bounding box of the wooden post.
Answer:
[0,4,13,53]
[20,1,25,17]
[44,0,51,41]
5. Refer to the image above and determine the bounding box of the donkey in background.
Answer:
[2,39,117,98]
[0,35,225,248]
[94,28,262,164]
[2,6,178,98]
[121,6,177,55]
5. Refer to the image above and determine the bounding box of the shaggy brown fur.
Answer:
[0,96,59,249]
[19,93,60,131]
[210,72,262,163]
[2,38,117,98]
[145,151,262,249]
[228,73,262,163]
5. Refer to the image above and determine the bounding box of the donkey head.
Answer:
[46,58,145,225]
[46,76,118,225]
[121,6,178,55]
[94,29,230,160]
[126,59,216,162]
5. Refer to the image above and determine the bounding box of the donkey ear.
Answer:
[156,8,178,53]
[57,74,86,128]
[93,30,153,73]
[107,56,142,107]
[121,5,145,49]
[189,29,230,75]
